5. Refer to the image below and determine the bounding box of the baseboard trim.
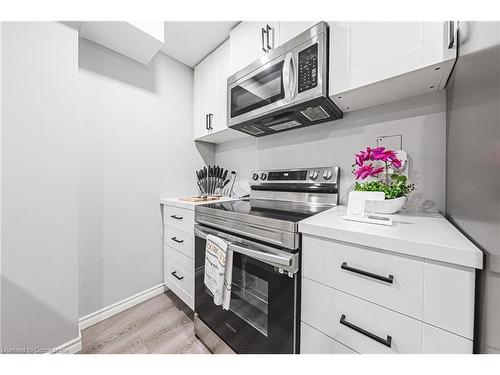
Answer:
[51,334,82,354]
[79,284,167,331]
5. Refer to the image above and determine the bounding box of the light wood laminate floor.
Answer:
[80,290,210,354]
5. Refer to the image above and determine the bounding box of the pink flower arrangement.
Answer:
[353,146,402,181]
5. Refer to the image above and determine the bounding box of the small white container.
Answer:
[365,196,406,214]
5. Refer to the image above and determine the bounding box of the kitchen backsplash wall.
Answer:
[215,91,446,213]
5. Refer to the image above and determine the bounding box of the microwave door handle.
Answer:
[282,53,293,101]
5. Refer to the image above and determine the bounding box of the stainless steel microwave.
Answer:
[227,22,342,137]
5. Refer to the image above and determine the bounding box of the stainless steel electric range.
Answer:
[193,166,340,354]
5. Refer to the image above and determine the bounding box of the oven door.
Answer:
[194,224,299,354]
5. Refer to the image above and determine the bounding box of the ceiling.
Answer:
[160,22,239,67]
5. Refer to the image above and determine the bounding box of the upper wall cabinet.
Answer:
[329,21,457,112]
[194,40,248,144]
[79,22,164,65]
[229,21,319,76]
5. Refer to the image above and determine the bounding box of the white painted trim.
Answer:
[50,334,82,354]
[79,284,167,330]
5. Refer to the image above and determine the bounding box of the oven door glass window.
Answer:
[231,61,285,118]
[230,260,269,336]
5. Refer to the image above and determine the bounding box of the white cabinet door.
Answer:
[278,21,318,46]
[329,21,457,111]
[211,40,230,134]
[193,54,214,139]
[229,22,278,76]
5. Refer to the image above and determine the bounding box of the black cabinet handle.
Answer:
[340,314,392,348]
[171,236,184,244]
[266,24,272,50]
[261,27,267,52]
[170,215,183,220]
[341,262,394,284]
[171,271,184,280]
[205,114,209,130]
[208,113,213,130]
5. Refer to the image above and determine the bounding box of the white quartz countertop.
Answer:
[299,206,483,269]
[160,196,238,210]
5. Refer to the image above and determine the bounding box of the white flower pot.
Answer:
[365,196,406,214]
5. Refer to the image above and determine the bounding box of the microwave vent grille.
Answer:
[300,106,330,121]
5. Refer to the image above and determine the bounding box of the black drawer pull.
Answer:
[170,215,183,220]
[341,262,394,284]
[170,236,184,244]
[340,314,392,348]
[171,271,184,280]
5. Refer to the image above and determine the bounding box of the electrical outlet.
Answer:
[377,135,402,150]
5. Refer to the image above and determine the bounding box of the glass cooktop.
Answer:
[198,198,331,224]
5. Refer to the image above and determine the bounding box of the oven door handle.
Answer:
[230,242,291,267]
[194,226,297,273]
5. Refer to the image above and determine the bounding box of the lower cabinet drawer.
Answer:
[164,225,194,258]
[301,322,357,354]
[164,205,194,233]
[421,323,473,353]
[302,277,422,354]
[302,235,424,319]
[164,246,194,309]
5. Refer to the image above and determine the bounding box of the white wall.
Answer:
[1,22,79,351]
[78,38,214,317]
[216,91,447,213]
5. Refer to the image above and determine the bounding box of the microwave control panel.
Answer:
[298,43,318,93]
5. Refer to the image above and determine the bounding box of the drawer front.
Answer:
[303,235,424,319]
[421,323,473,354]
[164,205,194,233]
[301,277,423,354]
[165,246,194,308]
[423,260,475,339]
[165,225,194,258]
[301,322,357,354]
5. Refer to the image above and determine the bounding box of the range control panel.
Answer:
[250,167,339,184]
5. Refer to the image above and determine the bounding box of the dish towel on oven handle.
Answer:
[204,234,233,310]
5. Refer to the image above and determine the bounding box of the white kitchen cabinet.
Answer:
[194,54,214,140]
[329,21,457,112]
[229,22,279,76]
[194,40,248,144]
[228,21,320,76]
[300,233,475,353]
[278,22,318,46]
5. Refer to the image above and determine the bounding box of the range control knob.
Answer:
[252,173,259,181]
[260,173,267,180]
[309,171,319,180]
[322,170,333,180]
